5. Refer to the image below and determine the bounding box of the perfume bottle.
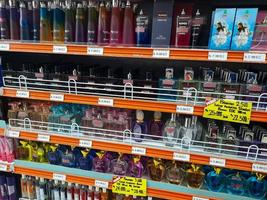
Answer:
[75,3,85,43]
[53,0,65,42]
[97,2,110,45]
[26,176,36,199]
[94,187,100,200]
[61,148,76,168]
[27,1,33,40]
[78,149,93,171]
[205,167,226,192]
[66,182,74,200]
[135,10,149,46]
[128,156,144,178]
[87,185,94,200]
[175,9,192,47]
[32,0,40,41]
[47,145,61,165]
[21,175,28,198]
[132,110,148,142]
[19,2,30,40]
[179,117,195,141]
[60,181,67,200]
[147,158,166,181]
[122,0,135,45]
[226,172,246,195]
[87,0,98,44]
[110,153,128,176]
[9,0,20,40]
[191,10,206,47]
[64,0,75,43]
[100,188,108,200]
[53,180,60,200]
[40,2,52,41]
[0,1,9,39]
[110,0,122,45]
[148,111,164,140]
[80,185,87,200]
[163,114,179,146]
[34,177,40,200]
[166,161,184,185]
[39,178,48,200]
[93,151,110,173]
[186,164,205,188]
[247,173,267,198]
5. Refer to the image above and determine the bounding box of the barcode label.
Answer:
[37,134,50,142]
[244,53,266,62]
[98,98,114,106]
[53,45,67,53]
[173,152,190,162]
[53,173,66,181]
[132,147,146,155]
[209,157,226,167]
[7,130,20,138]
[208,52,228,61]
[176,105,194,114]
[252,163,267,173]
[95,180,109,188]
[153,49,170,58]
[0,164,7,171]
[192,197,209,200]
[50,94,64,102]
[79,140,92,148]
[87,47,104,56]
[0,43,10,51]
[16,90,29,98]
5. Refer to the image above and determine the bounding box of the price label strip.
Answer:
[98,98,114,106]
[79,139,92,148]
[95,180,109,188]
[87,47,104,56]
[252,163,267,173]
[7,130,20,138]
[208,51,228,61]
[53,173,66,181]
[37,134,50,142]
[0,43,10,51]
[50,94,64,102]
[53,45,67,53]
[132,147,146,155]
[16,90,29,98]
[244,53,266,63]
[173,152,190,162]
[203,99,252,124]
[176,105,194,114]
[152,49,170,58]
[112,176,147,197]
[209,157,226,167]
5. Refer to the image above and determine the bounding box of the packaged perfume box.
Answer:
[209,8,236,50]
[231,8,258,51]
[151,0,174,47]
[251,10,267,51]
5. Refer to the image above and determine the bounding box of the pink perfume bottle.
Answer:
[97,2,110,45]
[93,151,110,173]
[129,156,144,178]
[175,9,192,47]
[122,0,135,46]
[110,0,122,44]
[110,153,128,176]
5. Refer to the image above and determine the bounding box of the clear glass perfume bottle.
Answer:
[132,110,148,142]
[163,114,179,146]
[179,117,194,141]
[166,161,184,185]
[148,111,164,140]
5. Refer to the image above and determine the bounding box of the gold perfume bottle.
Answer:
[147,158,166,181]
[186,164,205,188]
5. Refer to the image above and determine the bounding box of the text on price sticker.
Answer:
[173,152,190,162]
[16,90,29,98]
[7,130,20,138]
[53,45,67,53]
[209,157,226,167]
[0,164,7,171]
[252,163,267,173]
[244,53,266,62]
[208,52,228,61]
[192,197,209,200]
[176,105,194,114]
[87,47,104,55]
[53,173,66,181]
[132,147,146,155]
[50,94,64,101]
[95,180,109,188]
[37,134,50,142]
[0,43,10,51]
[98,98,114,106]
[79,139,92,148]
[152,49,170,58]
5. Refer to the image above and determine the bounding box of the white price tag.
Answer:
[98,98,114,106]
[243,53,266,63]
[208,52,228,61]
[53,45,67,53]
[50,93,64,102]
[53,173,66,181]
[173,152,190,162]
[79,139,92,148]
[95,180,109,188]
[152,49,170,58]
[176,105,194,114]
[87,47,104,56]
[7,130,20,138]
[252,163,267,173]
[16,90,29,98]
[0,164,7,171]
[0,43,10,51]
[37,134,50,142]
[209,157,226,167]
[132,147,146,155]
[192,197,209,200]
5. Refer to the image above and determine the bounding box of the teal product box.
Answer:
[231,8,258,51]
[209,8,236,50]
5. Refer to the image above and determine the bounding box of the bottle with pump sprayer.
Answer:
[75,3,85,43]
[19,1,30,40]
[135,9,150,46]
[53,180,60,200]
[39,177,47,200]
[66,182,73,200]
[94,187,100,200]
[32,0,40,41]
[87,185,94,200]
[87,0,98,44]
[27,1,33,40]
[53,0,65,42]
[97,2,110,45]
[175,9,192,47]
[64,0,75,43]
[21,175,28,198]
[60,181,67,200]
[110,0,121,45]
[122,0,135,46]
[35,177,41,200]
[191,9,206,47]
[74,183,80,200]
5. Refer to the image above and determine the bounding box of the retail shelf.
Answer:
[0,42,266,63]
[2,118,267,174]
[3,87,267,123]
[13,160,254,200]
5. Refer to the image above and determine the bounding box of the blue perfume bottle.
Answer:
[47,145,61,165]
[61,148,75,168]
[226,172,246,196]
[78,149,93,171]
[135,9,150,46]
[247,173,267,199]
[205,167,226,192]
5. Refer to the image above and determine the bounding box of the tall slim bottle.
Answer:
[110,0,121,45]
[32,0,40,41]
[64,0,75,43]
[0,1,9,39]
[19,2,30,40]
[87,0,98,44]
[97,2,110,45]
[27,2,33,40]
[122,0,135,46]
[75,3,85,43]
[40,2,52,41]
[9,0,19,40]
[135,9,149,46]
[53,0,64,42]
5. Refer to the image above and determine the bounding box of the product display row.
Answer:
[0,0,266,50]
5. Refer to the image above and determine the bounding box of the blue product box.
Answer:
[209,8,236,50]
[231,8,258,51]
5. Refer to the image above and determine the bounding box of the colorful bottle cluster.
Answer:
[0,174,18,200]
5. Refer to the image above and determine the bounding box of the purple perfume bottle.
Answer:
[122,0,135,46]
[97,2,110,45]
[9,0,20,40]
[110,0,122,45]
[93,151,110,173]
[129,156,144,178]
[110,153,128,176]
[132,110,148,142]
[149,111,164,140]
[0,1,9,39]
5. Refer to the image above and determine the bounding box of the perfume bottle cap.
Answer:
[127,72,132,80]
[0,1,5,7]
[28,2,32,9]
[181,9,186,15]
[103,188,107,193]
[112,0,119,7]
[77,3,83,8]
[106,1,111,9]
[40,2,46,8]
[32,0,39,8]
[88,185,93,190]
[75,183,79,187]
[95,187,99,192]
[20,2,26,8]
[196,9,200,16]
[139,10,144,16]
[40,177,44,182]
[22,174,26,178]
[100,2,104,7]
[68,182,72,186]
[126,0,131,7]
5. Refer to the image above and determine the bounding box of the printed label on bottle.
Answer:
[53,173,66,181]
[37,134,50,142]
[50,93,64,102]
[98,98,114,106]
[0,43,10,51]
[252,163,267,173]
[16,90,29,98]
[243,53,266,62]
[192,197,209,200]
[173,152,190,162]
[152,49,170,58]
[208,52,228,61]
[87,47,104,56]
[176,105,194,114]
[7,130,20,138]
[95,180,109,188]
[53,45,68,53]
[0,164,7,171]
[132,147,146,155]
[79,140,92,148]
[209,157,226,167]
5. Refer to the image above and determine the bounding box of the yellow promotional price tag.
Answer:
[203,99,252,124]
[112,176,147,197]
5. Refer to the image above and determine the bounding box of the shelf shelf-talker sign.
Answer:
[112,176,147,197]
[203,99,252,124]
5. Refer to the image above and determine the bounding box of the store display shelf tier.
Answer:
[0,42,266,63]
[14,160,255,200]
[2,120,267,174]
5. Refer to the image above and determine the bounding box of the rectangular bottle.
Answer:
[87,0,98,44]
[175,9,192,47]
